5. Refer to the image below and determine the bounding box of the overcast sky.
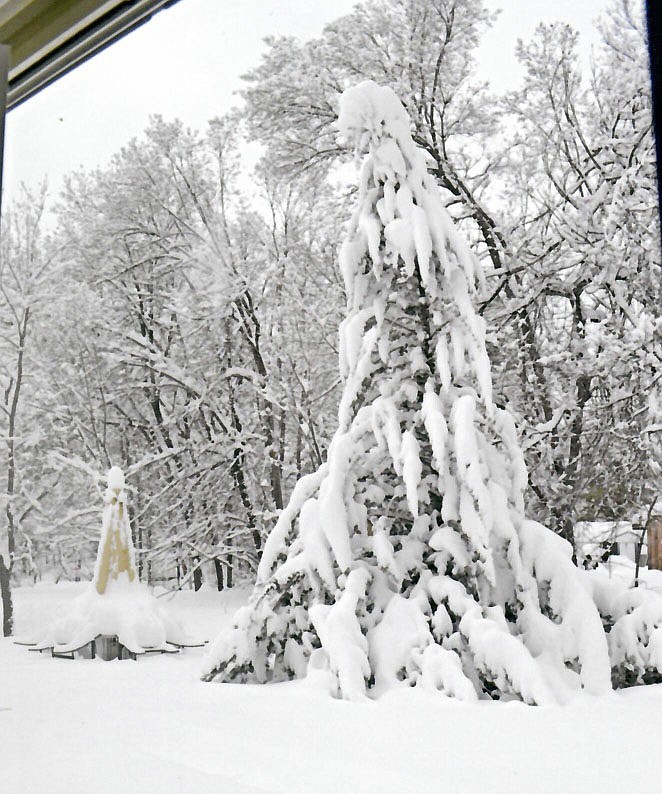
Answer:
[5,0,611,206]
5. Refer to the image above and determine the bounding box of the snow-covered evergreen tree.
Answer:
[202,82,662,702]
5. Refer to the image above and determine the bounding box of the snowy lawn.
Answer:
[1,580,661,794]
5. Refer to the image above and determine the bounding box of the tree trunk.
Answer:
[214,558,224,591]
[226,554,233,589]
[227,366,261,551]
[145,528,152,585]
[180,558,189,589]
[193,558,203,591]
[1,308,28,638]
[234,294,284,514]
[0,554,12,636]
[553,513,578,566]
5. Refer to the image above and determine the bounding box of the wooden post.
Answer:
[646,516,662,570]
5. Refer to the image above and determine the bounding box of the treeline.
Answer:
[0,0,658,605]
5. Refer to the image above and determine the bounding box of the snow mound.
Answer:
[42,580,189,655]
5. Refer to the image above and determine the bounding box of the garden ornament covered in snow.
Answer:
[94,466,137,594]
[20,467,195,658]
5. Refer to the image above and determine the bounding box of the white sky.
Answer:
[5,0,610,205]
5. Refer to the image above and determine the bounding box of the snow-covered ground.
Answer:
[2,575,662,794]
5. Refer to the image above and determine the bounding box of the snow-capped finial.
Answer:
[337,80,410,151]
[107,466,125,492]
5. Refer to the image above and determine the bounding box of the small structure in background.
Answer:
[647,515,662,571]
[574,521,647,568]
[18,467,204,659]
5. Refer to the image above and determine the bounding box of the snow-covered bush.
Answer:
[201,82,662,703]
[587,566,662,688]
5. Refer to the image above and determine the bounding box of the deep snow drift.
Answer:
[2,577,662,794]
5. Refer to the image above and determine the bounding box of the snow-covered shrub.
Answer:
[201,82,661,703]
[587,568,662,687]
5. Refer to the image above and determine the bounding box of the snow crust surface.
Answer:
[3,582,662,794]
